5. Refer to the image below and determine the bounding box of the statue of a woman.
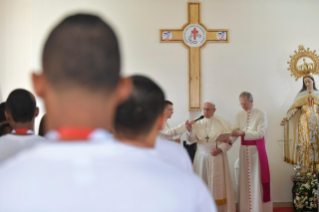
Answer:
[281,76,319,174]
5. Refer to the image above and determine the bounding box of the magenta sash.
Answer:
[241,137,271,202]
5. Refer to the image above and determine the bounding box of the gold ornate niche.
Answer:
[287,45,319,81]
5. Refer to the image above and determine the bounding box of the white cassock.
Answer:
[159,122,187,140]
[231,106,272,212]
[155,137,193,172]
[0,129,217,212]
[0,132,47,163]
[187,115,236,212]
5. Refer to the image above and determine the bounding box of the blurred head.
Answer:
[203,101,216,118]
[0,102,6,123]
[5,89,39,125]
[114,75,165,140]
[32,14,131,130]
[164,100,173,119]
[239,91,253,111]
[42,14,120,92]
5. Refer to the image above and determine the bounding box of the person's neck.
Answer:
[115,130,157,148]
[45,89,116,132]
[11,122,34,135]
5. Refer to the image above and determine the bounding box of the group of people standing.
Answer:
[0,13,220,212]
[161,93,272,212]
[1,10,305,212]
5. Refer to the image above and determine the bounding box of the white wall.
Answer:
[1,0,319,202]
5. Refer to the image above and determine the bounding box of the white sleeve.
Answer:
[160,122,187,138]
[218,142,231,153]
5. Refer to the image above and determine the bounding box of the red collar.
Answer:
[56,127,95,141]
[12,129,34,134]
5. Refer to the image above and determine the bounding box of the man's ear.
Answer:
[115,77,132,105]
[5,111,12,122]
[157,113,166,131]
[32,72,46,98]
[34,107,39,118]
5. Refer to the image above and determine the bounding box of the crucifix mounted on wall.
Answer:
[160,2,229,111]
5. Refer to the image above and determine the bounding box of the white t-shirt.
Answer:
[155,137,193,172]
[0,129,217,212]
[0,133,47,163]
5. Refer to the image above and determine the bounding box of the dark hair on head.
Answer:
[42,14,120,92]
[164,100,173,108]
[0,122,12,136]
[0,102,6,122]
[114,75,165,138]
[6,89,36,123]
[299,76,318,93]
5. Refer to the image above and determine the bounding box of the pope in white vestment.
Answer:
[231,93,272,212]
[186,102,236,212]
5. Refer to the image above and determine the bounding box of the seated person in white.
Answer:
[159,100,189,142]
[0,89,47,162]
[0,14,217,212]
[114,75,193,172]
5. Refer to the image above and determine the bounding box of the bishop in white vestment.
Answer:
[186,101,235,212]
[231,92,272,212]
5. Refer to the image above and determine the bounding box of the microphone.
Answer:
[194,115,204,122]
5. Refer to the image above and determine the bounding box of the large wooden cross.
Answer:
[160,2,229,110]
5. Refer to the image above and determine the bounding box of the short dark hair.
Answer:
[0,102,6,122]
[164,100,173,108]
[114,75,165,138]
[6,89,36,123]
[42,14,120,92]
